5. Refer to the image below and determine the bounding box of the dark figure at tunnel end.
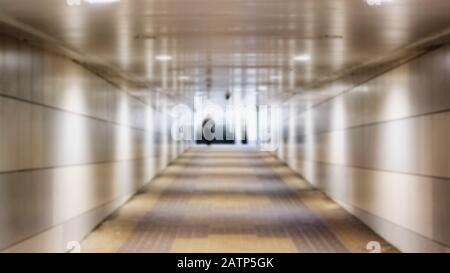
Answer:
[202,117,215,146]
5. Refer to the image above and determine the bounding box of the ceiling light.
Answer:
[67,0,120,6]
[156,55,173,61]
[258,86,268,92]
[85,0,120,4]
[293,54,311,62]
[366,0,393,6]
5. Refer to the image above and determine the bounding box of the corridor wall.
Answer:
[0,33,186,252]
[277,44,450,252]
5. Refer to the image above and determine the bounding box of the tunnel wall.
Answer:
[0,34,186,252]
[277,44,450,252]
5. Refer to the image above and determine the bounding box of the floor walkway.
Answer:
[81,147,397,253]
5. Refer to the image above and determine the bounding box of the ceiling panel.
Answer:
[0,0,449,103]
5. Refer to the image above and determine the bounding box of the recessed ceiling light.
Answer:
[67,0,120,6]
[366,0,393,6]
[258,86,268,92]
[156,55,173,61]
[85,0,120,4]
[293,54,311,62]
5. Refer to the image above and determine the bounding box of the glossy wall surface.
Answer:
[277,44,450,252]
[0,33,186,252]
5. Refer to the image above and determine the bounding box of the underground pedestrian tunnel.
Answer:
[0,0,449,253]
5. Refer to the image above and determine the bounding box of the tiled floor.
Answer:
[81,147,398,253]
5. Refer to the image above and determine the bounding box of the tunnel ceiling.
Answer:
[0,0,449,104]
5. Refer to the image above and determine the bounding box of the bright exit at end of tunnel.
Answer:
[0,0,449,270]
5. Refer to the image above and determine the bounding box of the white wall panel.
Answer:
[0,33,188,252]
[278,44,450,252]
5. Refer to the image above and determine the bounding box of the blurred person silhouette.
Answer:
[202,116,215,146]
